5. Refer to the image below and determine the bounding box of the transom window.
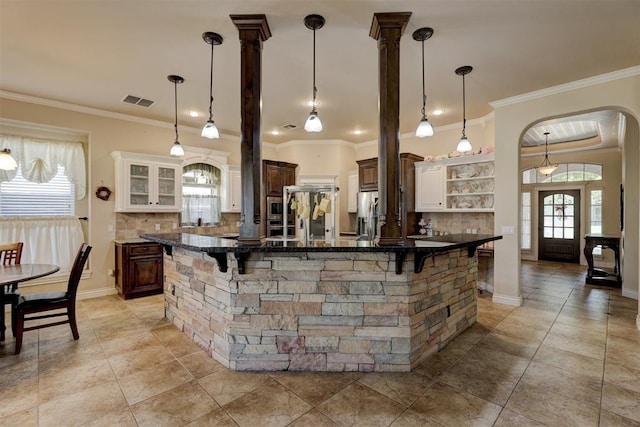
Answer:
[522,163,602,184]
[181,163,221,226]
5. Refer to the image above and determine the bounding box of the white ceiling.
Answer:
[1,1,639,144]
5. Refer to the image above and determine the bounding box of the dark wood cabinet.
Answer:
[115,241,163,299]
[356,158,378,192]
[356,153,422,197]
[263,160,297,197]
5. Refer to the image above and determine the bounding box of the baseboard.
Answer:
[622,287,639,300]
[492,293,523,306]
[77,286,118,300]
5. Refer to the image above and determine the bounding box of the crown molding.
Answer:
[489,66,640,109]
[0,117,89,139]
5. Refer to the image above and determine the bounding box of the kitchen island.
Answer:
[141,232,501,372]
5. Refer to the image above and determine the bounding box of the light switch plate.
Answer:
[501,225,515,235]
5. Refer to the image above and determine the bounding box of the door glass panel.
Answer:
[130,164,149,206]
[544,227,553,238]
[544,195,553,205]
[565,205,574,216]
[554,228,563,238]
[544,205,553,215]
[544,216,553,227]
[565,195,574,205]
[565,217,574,227]
[157,167,176,206]
[565,228,574,239]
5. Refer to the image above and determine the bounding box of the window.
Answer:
[1,165,74,216]
[522,163,602,184]
[521,191,531,250]
[181,163,221,226]
[589,189,603,256]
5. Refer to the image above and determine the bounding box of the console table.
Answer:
[584,234,621,287]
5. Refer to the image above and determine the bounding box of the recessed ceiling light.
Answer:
[431,109,445,116]
[189,111,199,117]
[353,130,363,135]
[271,130,280,136]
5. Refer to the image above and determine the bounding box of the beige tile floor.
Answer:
[1,260,639,426]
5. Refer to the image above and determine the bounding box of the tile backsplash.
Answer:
[419,212,494,236]
[115,212,240,240]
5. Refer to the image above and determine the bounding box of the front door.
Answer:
[538,190,581,263]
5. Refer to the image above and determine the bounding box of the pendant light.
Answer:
[536,131,558,175]
[168,75,185,157]
[455,65,473,153]
[0,149,18,170]
[413,27,434,138]
[201,32,223,139]
[303,14,325,133]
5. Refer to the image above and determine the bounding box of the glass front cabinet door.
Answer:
[112,151,183,212]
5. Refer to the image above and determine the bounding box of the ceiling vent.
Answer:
[122,95,154,108]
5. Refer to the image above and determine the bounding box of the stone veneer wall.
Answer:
[163,247,478,372]
[115,212,240,240]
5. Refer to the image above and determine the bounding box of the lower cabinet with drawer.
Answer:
[115,241,163,299]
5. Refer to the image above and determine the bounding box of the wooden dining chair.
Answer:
[14,244,91,354]
[0,242,24,338]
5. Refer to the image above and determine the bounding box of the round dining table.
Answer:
[0,263,60,341]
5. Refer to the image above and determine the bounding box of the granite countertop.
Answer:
[139,232,502,275]
[139,232,501,254]
[114,238,153,244]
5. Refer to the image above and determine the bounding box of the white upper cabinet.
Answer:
[415,164,445,211]
[347,170,358,213]
[111,151,183,212]
[221,165,241,213]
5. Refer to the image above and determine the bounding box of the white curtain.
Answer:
[0,134,86,199]
[183,195,219,225]
[0,216,84,273]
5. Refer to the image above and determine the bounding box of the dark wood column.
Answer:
[369,12,411,246]
[231,14,271,245]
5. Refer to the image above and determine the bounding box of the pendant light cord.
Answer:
[208,41,214,120]
[421,38,426,117]
[461,73,467,137]
[173,80,179,142]
[312,28,317,112]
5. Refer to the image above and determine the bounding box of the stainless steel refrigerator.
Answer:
[356,191,378,241]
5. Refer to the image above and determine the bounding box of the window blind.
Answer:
[0,166,75,216]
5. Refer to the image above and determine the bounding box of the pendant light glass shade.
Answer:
[0,148,18,170]
[201,32,223,139]
[413,27,434,138]
[304,111,322,132]
[201,120,220,139]
[416,117,434,137]
[455,66,473,153]
[456,136,472,153]
[168,74,185,157]
[304,14,325,133]
[536,132,558,175]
